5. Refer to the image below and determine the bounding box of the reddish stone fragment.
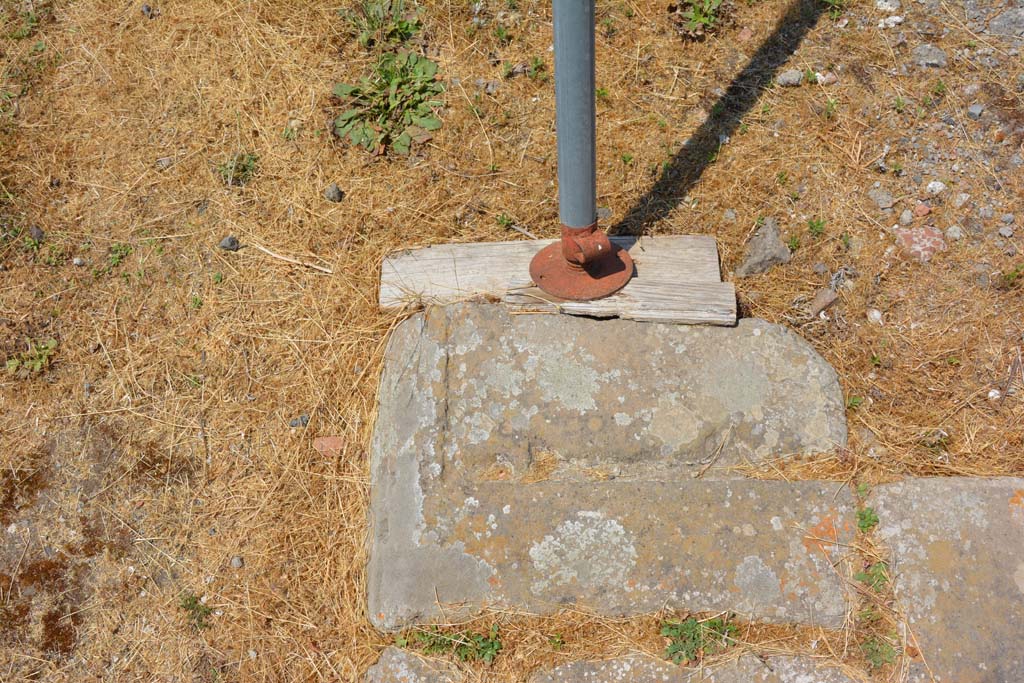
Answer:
[313,436,344,457]
[913,202,931,217]
[894,226,946,263]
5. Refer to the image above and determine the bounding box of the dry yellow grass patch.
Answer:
[0,0,1021,681]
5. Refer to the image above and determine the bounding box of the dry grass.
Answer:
[0,0,1021,680]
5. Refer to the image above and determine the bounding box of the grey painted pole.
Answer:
[552,0,596,229]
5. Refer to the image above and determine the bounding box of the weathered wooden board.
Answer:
[378,235,737,325]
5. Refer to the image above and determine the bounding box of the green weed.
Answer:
[217,153,258,186]
[846,395,864,409]
[998,264,1023,289]
[820,0,844,19]
[595,87,610,101]
[661,616,737,665]
[862,637,897,668]
[807,217,826,237]
[674,0,724,34]
[5,338,58,376]
[855,561,889,591]
[493,25,511,44]
[333,51,443,156]
[528,56,547,81]
[343,0,420,49]
[787,235,800,252]
[10,12,41,39]
[416,625,502,664]
[93,242,133,277]
[857,507,879,532]
[894,96,905,113]
[180,591,214,630]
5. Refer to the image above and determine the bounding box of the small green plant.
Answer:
[857,507,879,532]
[998,264,1023,289]
[5,338,58,376]
[820,0,844,19]
[856,482,871,497]
[333,51,444,156]
[548,634,565,650]
[10,12,41,39]
[857,605,881,623]
[180,591,214,630]
[846,395,864,409]
[343,0,420,49]
[804,68,818,84]
[870,353,882,367]
[807,217,826,237]
[601,16,617,37]
[675,0,724,34]
[496,213,513,228]
[213,272,224,284]
[417,625,502,664]
[787,235,800,252]
[893,96,905,113]
[190,295,203,310]
[595,87,610,101]
[946,356,960,366]
[855,561,889,591]
[217,153,258,186]
[493,24,511,44]
[661,616,737,665]
[776,170,788,185]
[931,79,947,97]
[93,242,132,277]
[620,153,634,165]
[282,125,298,141]
[527,55,547,81]
[824,97,838,119]
[862,637,897,669]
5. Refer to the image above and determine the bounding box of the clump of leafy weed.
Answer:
[820,0,845,19]
[857,507,879,532]
[93,242,132,278]
[9,11,42,40]
[5,338,58,376]
[180,591,214,630]
[855,561,889,591]
[415,625,502,664]
[217,153,258,187]
[862,636,897,669]
[669,0,725,38]
[807,217,826,237]
[998,264,1023,290]
[343,0,420,49]
[333,51,443,156]
[661,616,737,665]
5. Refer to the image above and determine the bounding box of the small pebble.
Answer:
[29,225,44,242]
[953,192,971,208]
[323,183,344,203]
[998,226,1014,238]
[945,225,963,241]
[155,157,173,171]
[230,556,244,569]
[73,256,85,267]
[813,262,829,275]
[979,206,995,220]
[289,414,310,428]
[723,208,737,223]
[219,235,241,251]
[967,103,984,120]
[988,388,1002,401]
[914,202,931,218]
[867,308,884,325]
[776,69,804,87]
[925,180,946,195]
[1001,214,1016,225]
[899,209,914,225]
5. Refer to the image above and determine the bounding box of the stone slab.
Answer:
[365,647,462,683]
[868,478,1024,683]
[368,304,851,630]
[528,654,865,682]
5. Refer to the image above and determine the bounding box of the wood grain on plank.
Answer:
[379,235,736,325]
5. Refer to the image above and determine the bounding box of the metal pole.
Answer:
[528,0,633,301]
[553,0,596,229]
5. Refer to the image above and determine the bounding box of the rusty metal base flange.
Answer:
[528,241,634,301]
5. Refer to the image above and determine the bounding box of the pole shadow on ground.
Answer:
[609,0,828,237]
